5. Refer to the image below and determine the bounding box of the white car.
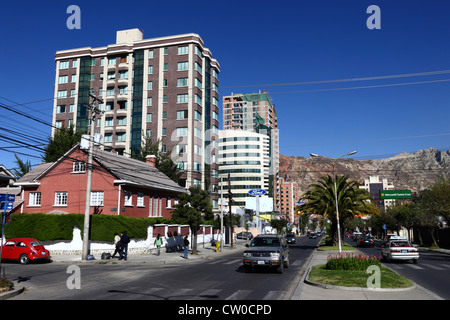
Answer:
[381,236,419,264]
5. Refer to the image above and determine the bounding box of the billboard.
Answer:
[245,197,273,212]
[380,190,412,199]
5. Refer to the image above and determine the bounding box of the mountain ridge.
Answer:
[279,148,450,194]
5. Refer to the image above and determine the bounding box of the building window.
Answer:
[146,113,152,122]
[148,65,153,74]
[177,78,188,87]
[176,110,188,120]
[56,105,66,114]
[177,94,188,104]
[117,132,126,141]
[57,90,67,99]
[104,133,113,142]
[177,62,188,71]
[176,127,188,137]
[178,46,188,55]
[137,193,144,207]
[29,192,41,206]
[194,110,202,121]
[73,161,86,173]
[117,116,127,125]
[124,191,133,206]
[59,61,69,69]
[58,75,68,84]
[54,192,68,206]
[90,191,104,206]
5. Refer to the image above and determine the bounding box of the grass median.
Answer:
[308,264,413,288]
[310,237,413,288]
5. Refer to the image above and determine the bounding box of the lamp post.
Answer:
[310,151,357,252]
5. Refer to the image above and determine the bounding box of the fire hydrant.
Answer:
[216,240,221,252]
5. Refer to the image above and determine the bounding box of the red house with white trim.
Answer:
[13,144,186,218]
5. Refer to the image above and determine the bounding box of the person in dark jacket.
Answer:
[183,235,189,259]
[119,231,130,261]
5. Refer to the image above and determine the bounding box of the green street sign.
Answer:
[380,190,412,199]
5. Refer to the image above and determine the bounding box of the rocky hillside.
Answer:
[279,148,450,195]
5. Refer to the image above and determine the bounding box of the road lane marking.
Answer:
[225,290,252,300]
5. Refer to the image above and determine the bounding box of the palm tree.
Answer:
[301,175,378,246]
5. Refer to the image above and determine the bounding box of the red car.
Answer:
[1,238,51,264]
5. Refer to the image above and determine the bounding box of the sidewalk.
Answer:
[50,240,247,264]
[291,248,445,300]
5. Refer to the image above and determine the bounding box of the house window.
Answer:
[54,192,68,206]
[137,193,144,207]
[73,161,86,173]
[29,192,41,206]
[91,191,104,206]
[124,191,133,206]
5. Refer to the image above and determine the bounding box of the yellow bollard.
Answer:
[216,240,220,252]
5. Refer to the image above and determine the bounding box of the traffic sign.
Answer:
[248,189,267,196]
[0,194,15,202]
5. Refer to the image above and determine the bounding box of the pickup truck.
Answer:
[243,234,289,273]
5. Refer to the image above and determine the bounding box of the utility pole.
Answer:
[81,94,104,260]
[228,173,233,248]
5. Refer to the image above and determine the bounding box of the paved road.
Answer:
[5,235,319,300]
[347,239,450,299]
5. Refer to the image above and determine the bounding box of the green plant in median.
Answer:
[326,252,381,270]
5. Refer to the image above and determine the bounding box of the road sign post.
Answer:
[248,189,267,234]
[0,194,15,273]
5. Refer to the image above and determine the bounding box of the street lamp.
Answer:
[310,151,357,252]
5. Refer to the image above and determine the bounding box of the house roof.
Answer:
[15,145,186,194]
[90,147,186,194]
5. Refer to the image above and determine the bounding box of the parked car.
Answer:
[1,238,51,264]
[381,236,419,263]
[243,234,289,273]
[308,232,316,239]
[352,232,362,242]
[286,233,296,244]
[236,232,253,240]
[357,236,375,247]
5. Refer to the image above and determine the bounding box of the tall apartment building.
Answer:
[52,29,220,203]
[222,92,279,210]
[218,130,270,213]
[278,177,299,224]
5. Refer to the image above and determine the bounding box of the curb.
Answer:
[0,282,25,300]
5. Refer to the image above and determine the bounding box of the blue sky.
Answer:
[1,0,449,172]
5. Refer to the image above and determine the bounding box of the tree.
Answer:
[43,125,83,162]
[301,175,378,246]
[133,136,183,184]
[270,219,288,234]
[171,185,213,254]
[12,154,32,177]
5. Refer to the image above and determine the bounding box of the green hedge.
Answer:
[4,214,172,242]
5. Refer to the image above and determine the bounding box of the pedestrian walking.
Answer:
[119,231,130,261]
[111,233,121,258]
[183,235,189,259]
[154,233,162,256]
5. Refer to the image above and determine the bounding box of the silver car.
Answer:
[243,234,289,273]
